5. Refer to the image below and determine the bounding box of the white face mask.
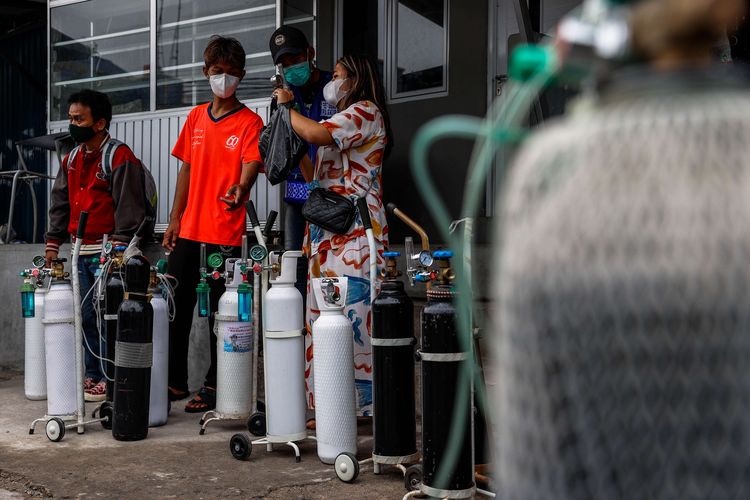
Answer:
[323,78,349,107]
[209,73,241,99]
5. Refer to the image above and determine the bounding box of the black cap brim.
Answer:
[272,47,305,64]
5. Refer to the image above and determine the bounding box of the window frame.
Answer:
[48,0,289,121]
[384,0,450,103]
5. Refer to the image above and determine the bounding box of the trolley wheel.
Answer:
[247,412,266,436]
[229,433,252,460]
[404,464,423,491]
[334,452,359,483]
[100,402,113,430]
[168,400,172,414]
[45,418,66,442]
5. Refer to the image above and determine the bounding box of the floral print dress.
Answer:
[303,100,388,416]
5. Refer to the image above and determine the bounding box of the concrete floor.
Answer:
[0,370,412,499]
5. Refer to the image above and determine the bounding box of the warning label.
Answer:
[223,323,252,353]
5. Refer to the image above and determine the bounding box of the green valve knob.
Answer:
[156,259,168,275]
[509,44,555,82]
[207,253,224,269]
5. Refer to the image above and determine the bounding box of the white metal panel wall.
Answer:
[49,99,278,233]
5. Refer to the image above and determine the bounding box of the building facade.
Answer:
[44,0,582,239]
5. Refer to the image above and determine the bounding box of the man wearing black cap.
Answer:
[268,25,334,302]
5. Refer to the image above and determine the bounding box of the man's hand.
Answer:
[45,250,58,268]
[220,183,249,211]
[273,88,294,105]
[162,219,180,251]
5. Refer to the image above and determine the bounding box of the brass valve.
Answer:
[50,259,69,280]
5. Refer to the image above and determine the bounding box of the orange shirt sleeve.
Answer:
[172,109,195,163]
[241,114,263,165]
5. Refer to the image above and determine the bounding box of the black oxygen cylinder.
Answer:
[112,255,153,441]
[372,254,417,460]
[420,281,474,494]
[104,261,124,401]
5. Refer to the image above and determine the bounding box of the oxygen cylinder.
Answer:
[214,259,253,417]
[113,255,153,441]
[25,286,47,400]
[419,251,474,497]
[104,249,126,401]
[311,277,357,464]
[43,262,76,417]
[372,252,417,464]
[148,271,169,427]
[264,251,306,442]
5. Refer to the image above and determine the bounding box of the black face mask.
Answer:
[68,123,97,144]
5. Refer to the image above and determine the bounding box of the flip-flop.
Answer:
[185,386,216,413]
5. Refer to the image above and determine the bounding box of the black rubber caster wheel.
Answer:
[199,428,206,435]
[100,401,113,430]
[404,464,423,491]
[229,433,252,460]
[334,452,359,483]
[247,412,266,436]
[45,417,66,442]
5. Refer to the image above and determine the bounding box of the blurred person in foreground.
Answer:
[493,1,750,499]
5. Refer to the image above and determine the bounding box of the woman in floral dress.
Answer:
[274,54,392,416]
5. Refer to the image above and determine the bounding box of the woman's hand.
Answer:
[273,88,294,105]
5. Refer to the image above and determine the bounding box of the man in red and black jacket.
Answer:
[45,89,148,402]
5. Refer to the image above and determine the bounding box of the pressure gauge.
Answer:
[418,250,433,267]
[32,255,46,269]
[249,245,268,263]
[207,253,224,269]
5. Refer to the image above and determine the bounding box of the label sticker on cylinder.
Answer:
[223,323,252,353]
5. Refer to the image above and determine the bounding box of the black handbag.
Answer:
[302,166,381,234]
[301,188,357,234]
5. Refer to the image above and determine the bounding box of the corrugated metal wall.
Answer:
[49,101,279,232]
[0,23,47,243]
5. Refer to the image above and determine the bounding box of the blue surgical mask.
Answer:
[283,60,311,87]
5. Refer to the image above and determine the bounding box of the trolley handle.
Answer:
[76,211,89,239]
[358,198,372,230]
[264,210,278,238]
[245,200,260,228]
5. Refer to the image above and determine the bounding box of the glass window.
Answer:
[156,0,277,110]
[390,0,448,99]
[51,0,150,120]
[283,0,315,43]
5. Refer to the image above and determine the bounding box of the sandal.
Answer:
[168,386,190,402]
[185,386,216,413]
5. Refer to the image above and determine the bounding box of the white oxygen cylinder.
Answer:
[264,251,306,442]
[149,286,169,427]
[43,279,76,416]
[25,287,47,400]
[311,277,357,464]
[215,259,253,417]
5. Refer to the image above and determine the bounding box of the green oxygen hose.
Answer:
[409,45,559,491]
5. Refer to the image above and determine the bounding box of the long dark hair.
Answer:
[337,54,393,158]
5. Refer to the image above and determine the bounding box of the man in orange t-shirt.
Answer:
[162,36,263,412]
